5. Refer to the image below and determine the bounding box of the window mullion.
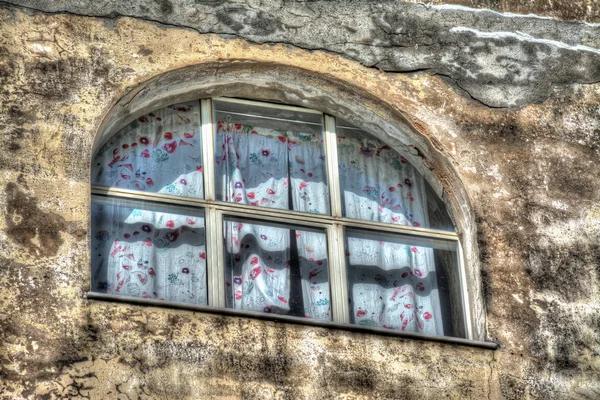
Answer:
[206,206,225,307]
[328,223,350,324]
[324,115,342,218]
[202,98,225,308]
[214,209,226,307]
[201,98,216,201]
[324,113,350,324]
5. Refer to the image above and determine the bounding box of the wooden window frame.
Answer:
[89,97,476,342]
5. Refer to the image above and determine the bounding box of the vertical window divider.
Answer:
[206,207,225,307]
[201,99,216,202]
[328,223,350,324]
[205,206,217,306]
[201,98,225,307]
[215,209,226,307]
[324,114,348,323]
[324,115,342,218]
[457,240,474,340]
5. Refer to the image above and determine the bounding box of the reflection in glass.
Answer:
[214,99,330,215]
[92,102,204,198]
[91,196,207,305]
[336,120,454,231]
[345,228,464,337]
[224,217,331,320]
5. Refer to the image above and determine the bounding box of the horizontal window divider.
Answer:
[91,186,210,208]
[213,97,323,114]
[91,185,459,240]
[86,292,497,350]
[223,213,329,232]
[212,204,334,227]
[332,218,459,241]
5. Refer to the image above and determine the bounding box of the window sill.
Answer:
[86,292,498,350]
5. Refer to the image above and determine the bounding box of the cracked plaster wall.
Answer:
[0,1,599,399]
[7,0,600,108]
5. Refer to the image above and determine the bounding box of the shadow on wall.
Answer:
[4,182,86,257]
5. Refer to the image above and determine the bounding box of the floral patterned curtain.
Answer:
[91,197,207,304]
[338,133,443,335]
[224,220,330,320]
[90,100,445,335]
[215,120,329,214]
[91,102,207,305]
[92,102,203,197]
[216,121,442,334]
[217,121,332,321]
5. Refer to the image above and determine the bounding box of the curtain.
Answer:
[91,101,207,305]
[224,221,330,320]
[217,120,332,320]
[217,120,443,334]
[338,134,443,335]
[91,198,207,305]
[215,120,329,214]
[92,102,203,198]
[90,100,444,334]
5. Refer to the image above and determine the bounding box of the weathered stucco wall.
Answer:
[0,1,599,399]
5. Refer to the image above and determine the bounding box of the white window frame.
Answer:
[90,97,475,342]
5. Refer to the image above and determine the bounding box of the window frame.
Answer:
[90,97,476,342]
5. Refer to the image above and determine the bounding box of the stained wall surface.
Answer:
[0,1,599,399]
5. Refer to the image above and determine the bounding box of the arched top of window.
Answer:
[90,97,476,342]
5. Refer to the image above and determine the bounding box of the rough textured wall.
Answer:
[0,1,599,399]
[8,0,600,108]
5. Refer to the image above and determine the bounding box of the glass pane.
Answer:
[214,99,329,215]
[345,228,465,338]
[91,196,207,305]
[336,119,454,231]
[223,217,331,321]
[92,102,204,198]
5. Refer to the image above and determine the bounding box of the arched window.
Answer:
[90,97,472,339]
